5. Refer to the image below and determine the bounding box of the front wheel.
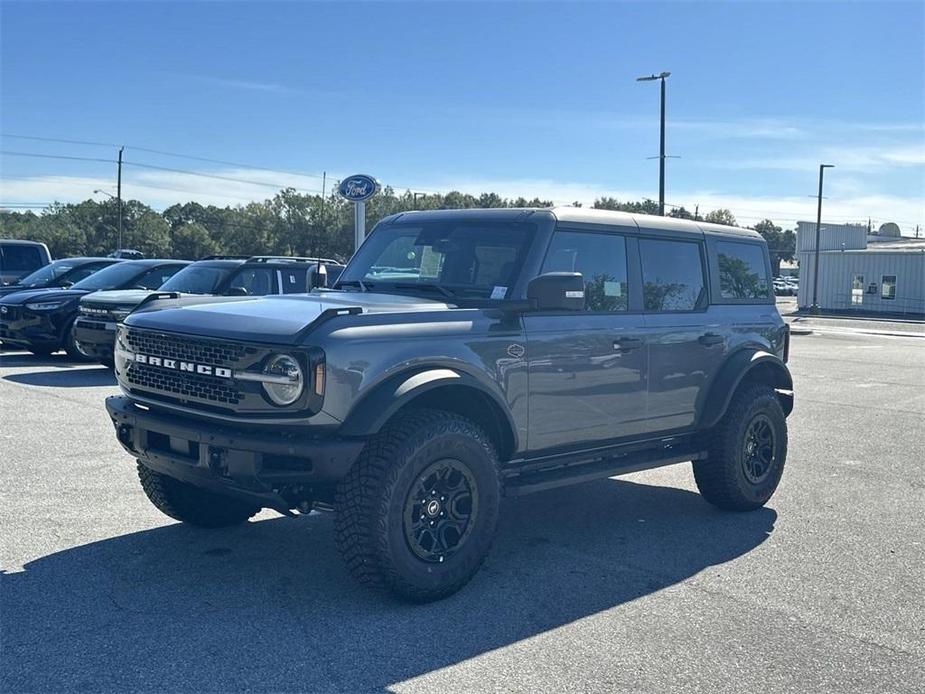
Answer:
[137,463,260,527]
[334,409,501,602]
[693,384,787,511]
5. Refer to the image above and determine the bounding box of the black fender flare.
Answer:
[338,367,519,451]
[698,350,793,429]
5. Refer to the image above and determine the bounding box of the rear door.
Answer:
[639,235,724,432]
[524,226,648,452]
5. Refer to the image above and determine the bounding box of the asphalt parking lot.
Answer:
[1,330,924,694]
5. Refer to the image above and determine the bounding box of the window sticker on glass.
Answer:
[490,286,507,299]
[604,280,622,297]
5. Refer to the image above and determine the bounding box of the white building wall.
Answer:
[797,222,867,252]
[797,249,925,314]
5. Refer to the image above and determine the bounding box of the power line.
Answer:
[1,133,121,148]
[0,150,116,164]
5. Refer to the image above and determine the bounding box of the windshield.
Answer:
[338,221,533,299]
[12,259,79,287]
[159,264,234,294]
[72,262,144,290]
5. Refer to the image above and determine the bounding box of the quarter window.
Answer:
[639,239,705,311]
[716,241,770,300]
[881,275,896,300]
[541,230,628,312]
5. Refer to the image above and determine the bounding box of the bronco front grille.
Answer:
[124,328,256,367]
[127,362,243,404]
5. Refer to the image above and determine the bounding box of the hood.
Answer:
[0,288,89,306]
[81,289,155,307]
[123,291,450,344]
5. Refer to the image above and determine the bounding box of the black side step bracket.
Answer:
[502,448,706,497]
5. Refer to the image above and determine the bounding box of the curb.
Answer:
[789,328,813,336]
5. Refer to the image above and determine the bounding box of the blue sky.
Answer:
[1,1,923,232]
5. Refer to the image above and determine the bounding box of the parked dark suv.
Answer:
[74,255,344,365]
[0,240,53,287]
[106,208,793,602]
[0,257,120,299]
[0,259,188,358]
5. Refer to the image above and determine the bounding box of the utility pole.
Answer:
[636,71,671,216]
[116,146,124,251]
[916,225,921,239]
[811,164,835,314]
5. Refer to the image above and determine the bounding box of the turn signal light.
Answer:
[314,363,325,396]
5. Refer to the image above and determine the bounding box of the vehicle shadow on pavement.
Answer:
[0,353,77,368]
[4,367,116,388]
[1,478,776,692]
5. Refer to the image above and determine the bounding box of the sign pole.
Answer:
[354,201,366,252]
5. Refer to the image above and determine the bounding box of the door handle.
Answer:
[699,333,725,346]
[613,337,644,351]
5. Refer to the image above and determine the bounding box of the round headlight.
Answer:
[262,354,304,406]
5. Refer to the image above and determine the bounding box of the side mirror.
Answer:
[59,280,73,288]
[310,264,328,289]
[226,286,248,296]
[527,272,585,311]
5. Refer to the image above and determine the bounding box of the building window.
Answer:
[851,275,864,305]
[881,275,897,300]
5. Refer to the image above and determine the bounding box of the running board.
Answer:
[502,448,706,497]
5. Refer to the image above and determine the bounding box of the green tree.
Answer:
[704,209,737,227]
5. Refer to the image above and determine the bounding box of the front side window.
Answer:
[541,230,628,311]
[881,275,897,300]
[13,259,79,287]
[639,238,705,312]
[338,221,532,299]
[228,268,277,296]
[716,241,770,300]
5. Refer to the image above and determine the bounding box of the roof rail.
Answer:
[245,255,343,265]
[198,255,250,261]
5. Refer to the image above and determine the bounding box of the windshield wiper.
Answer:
[337,279,370,292]
[390,283,456,299]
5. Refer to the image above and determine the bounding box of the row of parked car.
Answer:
[0,247,344,365]
[772,276,799,296]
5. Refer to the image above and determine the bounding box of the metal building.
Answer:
[797,222,925,316]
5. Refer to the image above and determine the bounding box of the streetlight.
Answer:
[636,71,671,216]
[811,164,835,314]
[94,189,122,251]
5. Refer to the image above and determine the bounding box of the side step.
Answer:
[503,447,706,497]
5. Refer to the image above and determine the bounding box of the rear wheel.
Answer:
[693,384,787,511]
[137,462,260,528]
[334,409,501,602]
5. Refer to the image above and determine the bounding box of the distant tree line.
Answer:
[0,187,796,273]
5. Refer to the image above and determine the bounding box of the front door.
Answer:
[525,228,648,452]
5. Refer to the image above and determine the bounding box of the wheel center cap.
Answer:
[425,500,441,517]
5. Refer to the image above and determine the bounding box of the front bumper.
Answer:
[0,311,62,350]
[73,317,116,360]
[106,395,365,512]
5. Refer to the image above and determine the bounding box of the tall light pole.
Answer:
[116,146,124,251]
[636,71,671,216]
[811,164,835,314]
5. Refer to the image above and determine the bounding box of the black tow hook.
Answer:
[116,423,134,450]
[207,446,227,474]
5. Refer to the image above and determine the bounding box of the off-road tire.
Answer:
[137,462,260,528]
[63,321,92,362]
[693,384,787,511]
[334,409,501,602]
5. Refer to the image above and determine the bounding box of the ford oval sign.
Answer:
[338,174,380,203]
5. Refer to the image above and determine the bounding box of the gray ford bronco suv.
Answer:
[106,207,793,602]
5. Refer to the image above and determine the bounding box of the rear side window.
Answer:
[0,245,43,272]
[716,241,770,300]
[541,230,628,312]
[639,239,705,312]
[280,268,308,294]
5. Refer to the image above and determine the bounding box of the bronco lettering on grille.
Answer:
[134,353,233,379]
